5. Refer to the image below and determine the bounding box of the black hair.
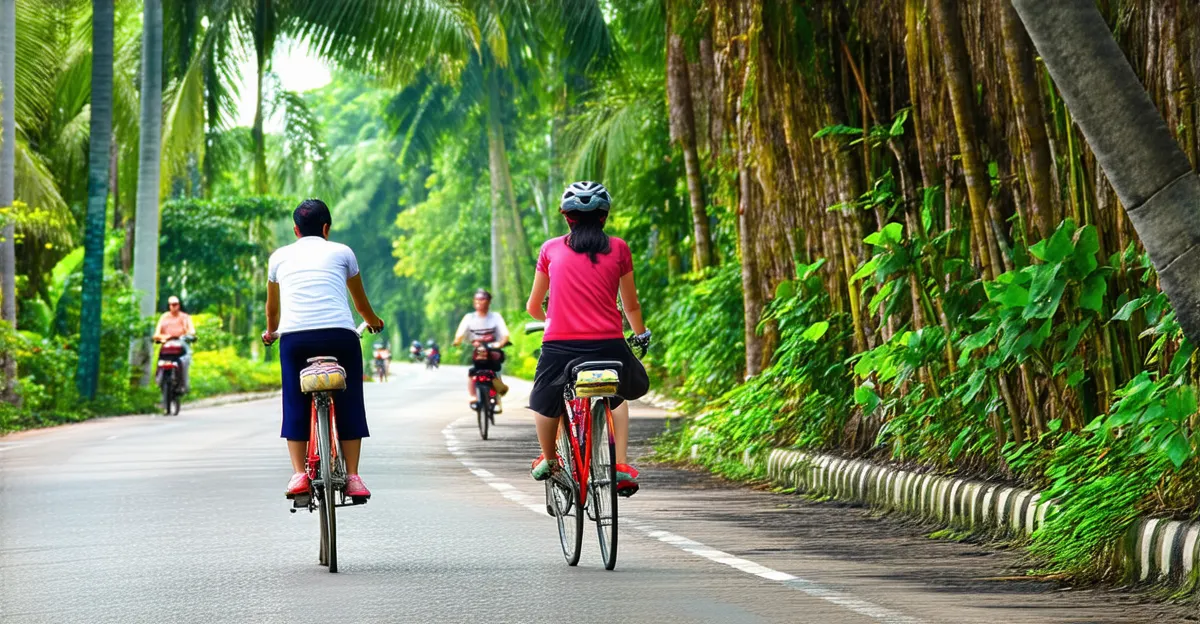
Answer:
[564,210,610,263]
[474,288,492,301]
[294,198,332,237]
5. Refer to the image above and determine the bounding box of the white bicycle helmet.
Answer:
[560,181,611,212]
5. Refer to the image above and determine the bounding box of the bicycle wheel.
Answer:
[476,385,490,440]
[316,398,338,573]
[590,400,619,570]
[549,421,583,566]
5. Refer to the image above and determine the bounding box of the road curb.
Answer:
[677,442,1200,589]
[641,390,1200,587]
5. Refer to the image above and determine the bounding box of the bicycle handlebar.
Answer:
[526,321,651,358]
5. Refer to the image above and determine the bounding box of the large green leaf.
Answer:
[1024,264,1067,319]
[1029,221,1075,264]
[1079,273,1107,312]
[1072,225,1100,275]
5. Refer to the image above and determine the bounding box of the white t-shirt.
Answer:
[455,311,510,344]
[268,237,359,335]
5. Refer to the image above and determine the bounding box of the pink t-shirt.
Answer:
[536,235,633,341]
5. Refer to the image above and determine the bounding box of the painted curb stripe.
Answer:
[753,446,1200,589]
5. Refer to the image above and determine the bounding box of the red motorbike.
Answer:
[155,336,193,415]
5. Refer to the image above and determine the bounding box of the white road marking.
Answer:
[440,421,923,624]
[106,435,119,441]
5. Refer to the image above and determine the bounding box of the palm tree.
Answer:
[76,0,114,400]
[1,0,15,401]
[389,0,612,309]
[130,0,163,385]
[1010,0,1200,344]
[236,0,478,194]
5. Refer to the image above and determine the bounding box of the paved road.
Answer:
[1,364,1192,623]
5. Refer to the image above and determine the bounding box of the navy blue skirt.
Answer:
[279,328,368,441]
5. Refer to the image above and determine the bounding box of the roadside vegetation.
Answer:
[4,0,1200,579]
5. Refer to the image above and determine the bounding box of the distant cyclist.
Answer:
[525,181,651,495]
[262,199,384,500]
[453,289,510,409]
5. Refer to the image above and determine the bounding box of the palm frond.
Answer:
[13,0,62,131]
[285,0,481,85]
[565,68,662,183]
[12,139,72,247]
[161,41,209,189]
[268,84,332,195]
[557,0,616,73]
[386,61,483,168]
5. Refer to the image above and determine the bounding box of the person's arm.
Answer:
[618,272,646,335]
[183,313,196,338]
[262,282,281,345]
[526,272,549,322]
[152,315,168,342]
[494,313,511,347]
[346,274,384,330]
[453,315,468,346]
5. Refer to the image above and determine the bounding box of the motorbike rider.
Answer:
[372,342,391,378]
[262,198,385,500]
[453,289,510,409]
[425,339,440,365]
[410,340,423,361]
[152,295,196,394]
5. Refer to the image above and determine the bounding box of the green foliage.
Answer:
[1030,359,1197,573]
[646,263,745,410]
[189,348,281,399]
[1,274,159,433]
[158,196,289,315]
[678,261,854,467]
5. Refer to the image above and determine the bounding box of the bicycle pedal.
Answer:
[351,496,369,505]
[289,494,312,507]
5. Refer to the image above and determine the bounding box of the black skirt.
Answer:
[528,339,649,418]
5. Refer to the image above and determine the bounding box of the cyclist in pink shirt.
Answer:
[525,181,652,495]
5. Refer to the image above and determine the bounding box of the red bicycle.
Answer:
[272,322,375,573]
[526,322,641,570]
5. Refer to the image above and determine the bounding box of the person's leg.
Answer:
[178,343,192,394]
[611,400,630,465]
[288,440,307,473]
[535,414,559,460]
[342,439,361,475]
[280,333,310,482]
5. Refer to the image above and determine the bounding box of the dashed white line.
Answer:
[440,421,923,624]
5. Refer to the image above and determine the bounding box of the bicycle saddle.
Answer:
[300,359,347,393]
[569,359,623,398]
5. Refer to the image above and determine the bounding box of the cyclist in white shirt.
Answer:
[453,289,510,407]
[261,199,384,500]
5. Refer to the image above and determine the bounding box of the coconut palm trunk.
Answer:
[0,0,15,401]
[130,0,163,386]
[252,0,275,195]
[485,68,528,310]
[1011,0,1200,344]
[76,0,114,400]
